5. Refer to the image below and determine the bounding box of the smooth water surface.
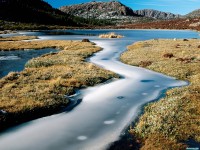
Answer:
[0,30,199,150]
[0,48,58,78]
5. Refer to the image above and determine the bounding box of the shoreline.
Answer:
[1,24,200,35]
[1,28,197,32]
[119,38,200,149]
[0,37,118,131]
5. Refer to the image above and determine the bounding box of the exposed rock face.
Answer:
[185,9,200,18]
[133,9,181,20]
[60,1,181,21]
[59,1,138,19]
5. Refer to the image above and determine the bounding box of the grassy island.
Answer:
[99,32,124,38]
[121,39,200,149]
[0,37,118,130]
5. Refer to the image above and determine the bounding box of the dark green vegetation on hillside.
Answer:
[0,0,76,26]
[0,0,113,29]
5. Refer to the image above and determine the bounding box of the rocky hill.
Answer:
[0,0,77,26]
[60,1,180,22]
[185,9,200,18]
[133,9,181,20]
[60,1,139,20]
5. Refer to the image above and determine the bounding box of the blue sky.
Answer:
[44,0,200,15]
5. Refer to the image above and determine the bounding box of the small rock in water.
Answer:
[0,110,7,115]
[141,80,154,82]
[117,96,124,99]
[82,39,90,42]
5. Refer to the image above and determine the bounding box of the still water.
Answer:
[0,30,199,150]
[0,48,57,78]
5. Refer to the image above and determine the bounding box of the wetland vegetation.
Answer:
[121,39,200,149]
[0,36,118,130]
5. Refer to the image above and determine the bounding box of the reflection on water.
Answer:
[0,48,58,78]
[0,30,199,150]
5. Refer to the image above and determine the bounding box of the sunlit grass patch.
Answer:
[99,32,124,38]
[0,39,118,129]
[0,36,38,41]
[121,39,200,149]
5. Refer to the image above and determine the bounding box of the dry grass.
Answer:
[0,36,38,41]
[121,39,200,149]
[0,39,118,129]
[99,32,124,38]
[0,40,70,51]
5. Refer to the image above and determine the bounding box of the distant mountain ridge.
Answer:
[60,1,180,20]
[60,1,139,20]
[185,9,200,18]
[133,9,181,20]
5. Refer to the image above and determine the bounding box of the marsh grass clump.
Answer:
[139,61,152,67]
[99,32,124,38]
[163,53,174,58]
[0,39,118,130]
[121,39,200,149]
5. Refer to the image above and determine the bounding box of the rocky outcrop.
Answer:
[185,9,200,18]
[60,1,181,21]
[59,1,139,19]
[133,9,181,20]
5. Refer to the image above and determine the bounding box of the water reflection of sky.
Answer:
[0,48,57,78]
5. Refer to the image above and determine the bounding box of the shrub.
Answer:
[139,61,152,67]
[163,53,174,58]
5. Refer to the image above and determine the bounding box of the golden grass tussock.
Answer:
[0,35,38,41]
[99,32,124,38]
[0,39,118,129]
[121,39,200,149]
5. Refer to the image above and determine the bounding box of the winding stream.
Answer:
[0,30,199,150]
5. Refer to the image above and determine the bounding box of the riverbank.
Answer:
[0,38,118,131]
[0,35,38,41]
[120,39,200,149]
[1,17,200,32]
